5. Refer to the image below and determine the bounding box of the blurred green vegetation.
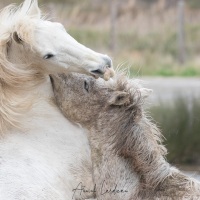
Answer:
[68,25,200,77]
[68,28,110,50]
[187,0,200,9]
[150,98,200,164]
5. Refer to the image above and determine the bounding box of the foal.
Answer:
[50,73,200,200]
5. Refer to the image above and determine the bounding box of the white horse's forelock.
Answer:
[0,0,41,43]
[0,0,44,134]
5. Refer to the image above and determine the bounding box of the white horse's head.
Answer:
[0,0,114,80]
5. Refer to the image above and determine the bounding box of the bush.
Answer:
[150,97,200,164]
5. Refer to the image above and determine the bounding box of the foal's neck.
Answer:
[92,110,171,189]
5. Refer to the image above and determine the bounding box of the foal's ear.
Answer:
[137,88,153,99]
[27,0,41,18]
[108,91,130,106]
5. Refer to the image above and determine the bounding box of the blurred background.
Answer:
[1,0,200,177]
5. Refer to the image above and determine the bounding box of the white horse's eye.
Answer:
[84,81,89,92]
[43,54,54,59]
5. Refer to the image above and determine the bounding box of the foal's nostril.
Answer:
[103,56,112,68]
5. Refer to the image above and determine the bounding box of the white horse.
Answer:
[0,0,114,199]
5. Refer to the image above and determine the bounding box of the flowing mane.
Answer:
[0,0,41,45]
[0,0,44,133]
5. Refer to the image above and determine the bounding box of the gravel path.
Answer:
[141,77,200,105]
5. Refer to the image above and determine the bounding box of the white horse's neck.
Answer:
[30,76,54,106]
[0,77,94,200]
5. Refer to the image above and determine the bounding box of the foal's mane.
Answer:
[0,0,44,134]
[110,74,200,198]
[104,74,170,189]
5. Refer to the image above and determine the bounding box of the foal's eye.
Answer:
[84,81,89,92]
[43,54,54,59]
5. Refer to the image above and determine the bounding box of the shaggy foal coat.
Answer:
[50,73,200,200]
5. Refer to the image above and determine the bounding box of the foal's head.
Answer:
[50,73,152,128]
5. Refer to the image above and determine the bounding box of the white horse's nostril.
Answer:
[90,56,113,79]
[103,56,112,68]
[90,69,104,75]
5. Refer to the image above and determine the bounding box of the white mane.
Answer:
[0,0,41,43]
[0,0,44,133]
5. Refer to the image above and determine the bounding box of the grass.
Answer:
[68,26,200,77]
[68,28,110,50]
[187,0,200,9]
[134,64,200,77]
[150,97,200,164]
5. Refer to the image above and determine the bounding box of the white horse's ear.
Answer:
[137,88,153,99]
[27,0,41,18]
[108,91,130,106]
